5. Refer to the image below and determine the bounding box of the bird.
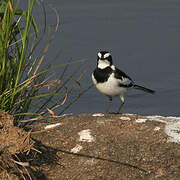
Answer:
[92,51,155,113]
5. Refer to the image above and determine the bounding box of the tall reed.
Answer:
[0,0,87,125]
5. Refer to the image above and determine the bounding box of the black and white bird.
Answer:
[92,51,155,113]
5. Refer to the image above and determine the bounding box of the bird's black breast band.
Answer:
[93,67,113,83]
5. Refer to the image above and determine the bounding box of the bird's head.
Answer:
[97,51,113,69]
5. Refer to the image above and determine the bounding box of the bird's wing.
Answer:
[114,67,134,87]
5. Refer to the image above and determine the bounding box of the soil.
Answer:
[0,112,180,179]
[0,112,34,179]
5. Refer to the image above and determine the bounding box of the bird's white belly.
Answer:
[96,81,126,96]
[92,73,127,97]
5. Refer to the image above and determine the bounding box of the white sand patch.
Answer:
[146,115,166,123]
[165,121,180,143]
[136,119,147,123]
[147,115,164,119]
[166,116,180,121]
[124,113,135,116]
[44,123,62,129]
[71,144,83,153]
[136,115,180,143]
[120,116,131,121]
[78,129,95,142]
[92,113,104,117]
[154,127,161,131]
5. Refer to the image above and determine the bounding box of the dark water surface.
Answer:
[40,0,180,116]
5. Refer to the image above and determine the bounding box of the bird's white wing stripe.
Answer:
[118,77,132,85]
[111,65,115,70]
[104,53,111,58]
[98,52,102,58]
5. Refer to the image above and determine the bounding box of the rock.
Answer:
[31,113,180,179]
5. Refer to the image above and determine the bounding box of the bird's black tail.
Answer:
[133,84,155,94]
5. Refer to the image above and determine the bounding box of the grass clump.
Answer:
[0,0,86,125]
[0,1,90,179]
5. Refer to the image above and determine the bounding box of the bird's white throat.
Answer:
[98,59,111,69]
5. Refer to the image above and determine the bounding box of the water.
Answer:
[36,0,180,116]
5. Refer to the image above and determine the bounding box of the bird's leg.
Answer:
[117,102,124,113]
[106,96,112,113]
[117,95,125,113]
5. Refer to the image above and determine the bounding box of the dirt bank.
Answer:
[1,112,180,179]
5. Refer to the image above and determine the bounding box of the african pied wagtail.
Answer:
[92,51,155,113]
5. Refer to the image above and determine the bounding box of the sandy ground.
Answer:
[29,113,180,180]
